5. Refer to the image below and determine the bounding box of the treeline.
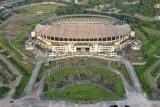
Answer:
[86,0,160,17]
[88,0,107,6]
[55,4,83,15]
[137,0,160,17]
[0,11,12,22]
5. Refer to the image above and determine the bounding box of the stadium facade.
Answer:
[26,14,135,54]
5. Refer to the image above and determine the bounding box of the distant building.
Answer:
[62,0,79,4]
[132,1,140,5]
[154,3,160,9]
[0,6,5,11]
[131,13,143,18]
[131,40,142,50]
[106,8,121,14]
[154,15,160,21]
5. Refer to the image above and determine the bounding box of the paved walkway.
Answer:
[24,62,42,94]
[122,59,143,93]
[12,58,152,107]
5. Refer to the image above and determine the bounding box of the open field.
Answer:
[14,4,58,14]
[44,65,125,101]
[44,83,115,101]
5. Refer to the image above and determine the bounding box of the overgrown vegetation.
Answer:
[0,87,10,97]
[151,65,160,77]
[44,64,125,101]
[44,84,115,101]
[55,4,83,15]
[0,11,13,22]
[121,64,132,85]
[137,0,160,17]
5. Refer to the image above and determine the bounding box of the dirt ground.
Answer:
[0,14,51,31]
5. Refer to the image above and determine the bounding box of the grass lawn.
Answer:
[44,83,122,101]
[11,24,35,57]
[150,64,160,77]
[15,4,58,14]
[132,26,160,95]
[36,64,46,82]
[157,80,160,89]
[0,72,9,84]
[0,32,34,73]
[111,61,117,69]
[44,65,125,101]
[121,64,132,85]
[57,56,111,62]
[47,66,121,82]
[142,27,160,39]
[36,61,56,82]
[134,65,153,95]
[0,87,10,97]
[129,22,160,96]
[134,26,160,57]
[0,59,16,82]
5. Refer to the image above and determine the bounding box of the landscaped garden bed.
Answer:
[43,60,125,101]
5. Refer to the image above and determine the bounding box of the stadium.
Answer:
[26,14,135,54]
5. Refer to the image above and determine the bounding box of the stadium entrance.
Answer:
[77,47,90,52]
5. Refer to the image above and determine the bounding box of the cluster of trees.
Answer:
[137,0,160,17]
[0,11,12,22]
[86,0,160,17]
[113,0,160,17]
[0,87,10,97]
[88,0,108,6]
[55,4,83,15]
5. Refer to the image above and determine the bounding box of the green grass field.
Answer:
[15,4,58,14]
[133,26,160,57]
[150,64,160,77]
[157,80,160,89]
[44,83,122,101]
[111,61,118,69]
[0,87,10,97]
[127,22,160,95]
[111,14,160,96]
[121,64,132,85]
[134,65,153,95]
[132,25,160,95]
[44,65,125,101]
